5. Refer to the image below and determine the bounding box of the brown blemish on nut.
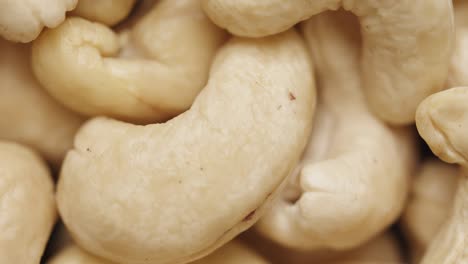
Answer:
[289,92,296,101]
[243,210,256,221]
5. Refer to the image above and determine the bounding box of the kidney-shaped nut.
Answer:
[401,159,458,264]
[416,87,468,263]
[256,11,416,251]
[57,29,315,264]
[202,0,454,125]
[0,0,77,42]
[416,87,468,166]
[48,240,267,264]
[0,39,83,165]
[0,141,56,263]
[32,0,227,123]
[71,0,136,26]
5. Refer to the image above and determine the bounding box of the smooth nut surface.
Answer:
[242,231,402,264]
[202,0,454,124]
[447,0,468,87]
[402,159,458,263]
[47,240,267,264]
[32,0,227,123]
[0,141,56,263]
[416,87,468,264]
[416,87,468,166]
[0,39,82,165]
[71,0,136,26]
[257,11,416,251]
[57,29,315,264]
[0,0,77,42]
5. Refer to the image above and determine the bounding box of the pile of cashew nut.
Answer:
[0,0,467,263]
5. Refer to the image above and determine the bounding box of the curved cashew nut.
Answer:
[71,0,137,26]
[0,141,56,263]
[416,87,468,263]
[0,39,83,165]
[401,159,458,263]
[0,0,76,42]
[57,30,315,264]
[47,240,267,264]
[416,87,468,166]
[202,0,454,125]
[256,11,416,251]
[447,0,468,87]
[32,0,227,123]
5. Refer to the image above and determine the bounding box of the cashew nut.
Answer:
[401,159,458,263]
[243,231,402,264]
[0,0,77,42]
[0,141,56,263]
[256,10,416,251]
[447,0,468,87]
[71,0,137,26]
[47,240,267,264]
[416,87,468,263]
[416,87,468,166]
[0,39,83,165]
[57,29,315,264]
[325,233,403,264]
[202,0,454,125]
[32,0,227,123]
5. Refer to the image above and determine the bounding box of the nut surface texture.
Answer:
[57,29,315,264]
[256,11,416,251]
[32,0,227,123]
[416,87,468,263]
[0,141,56,263]
[71,0,136,26]
[402,159,458,263]
[202,0,454,124]
[0,39,82,165]
[0,0,77,42]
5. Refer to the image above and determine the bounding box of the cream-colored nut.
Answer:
[0,141,56,263]
[256,11,416,251]
[324,233,403,264]
[71,0,136,26]
[447,0,468,87]
[32,0,227,123]
[0,0,77,42]
[401,159,458,264]
[57,29,315,264]
[202,0,454,125]
[416,87,468,263]
[242,231,402,264]
[420,170,467,264]
[47,240,267,264]
[48,245,115,264]
[0,39,83,165]
[191,240,268,264]
[416,87,468,166]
